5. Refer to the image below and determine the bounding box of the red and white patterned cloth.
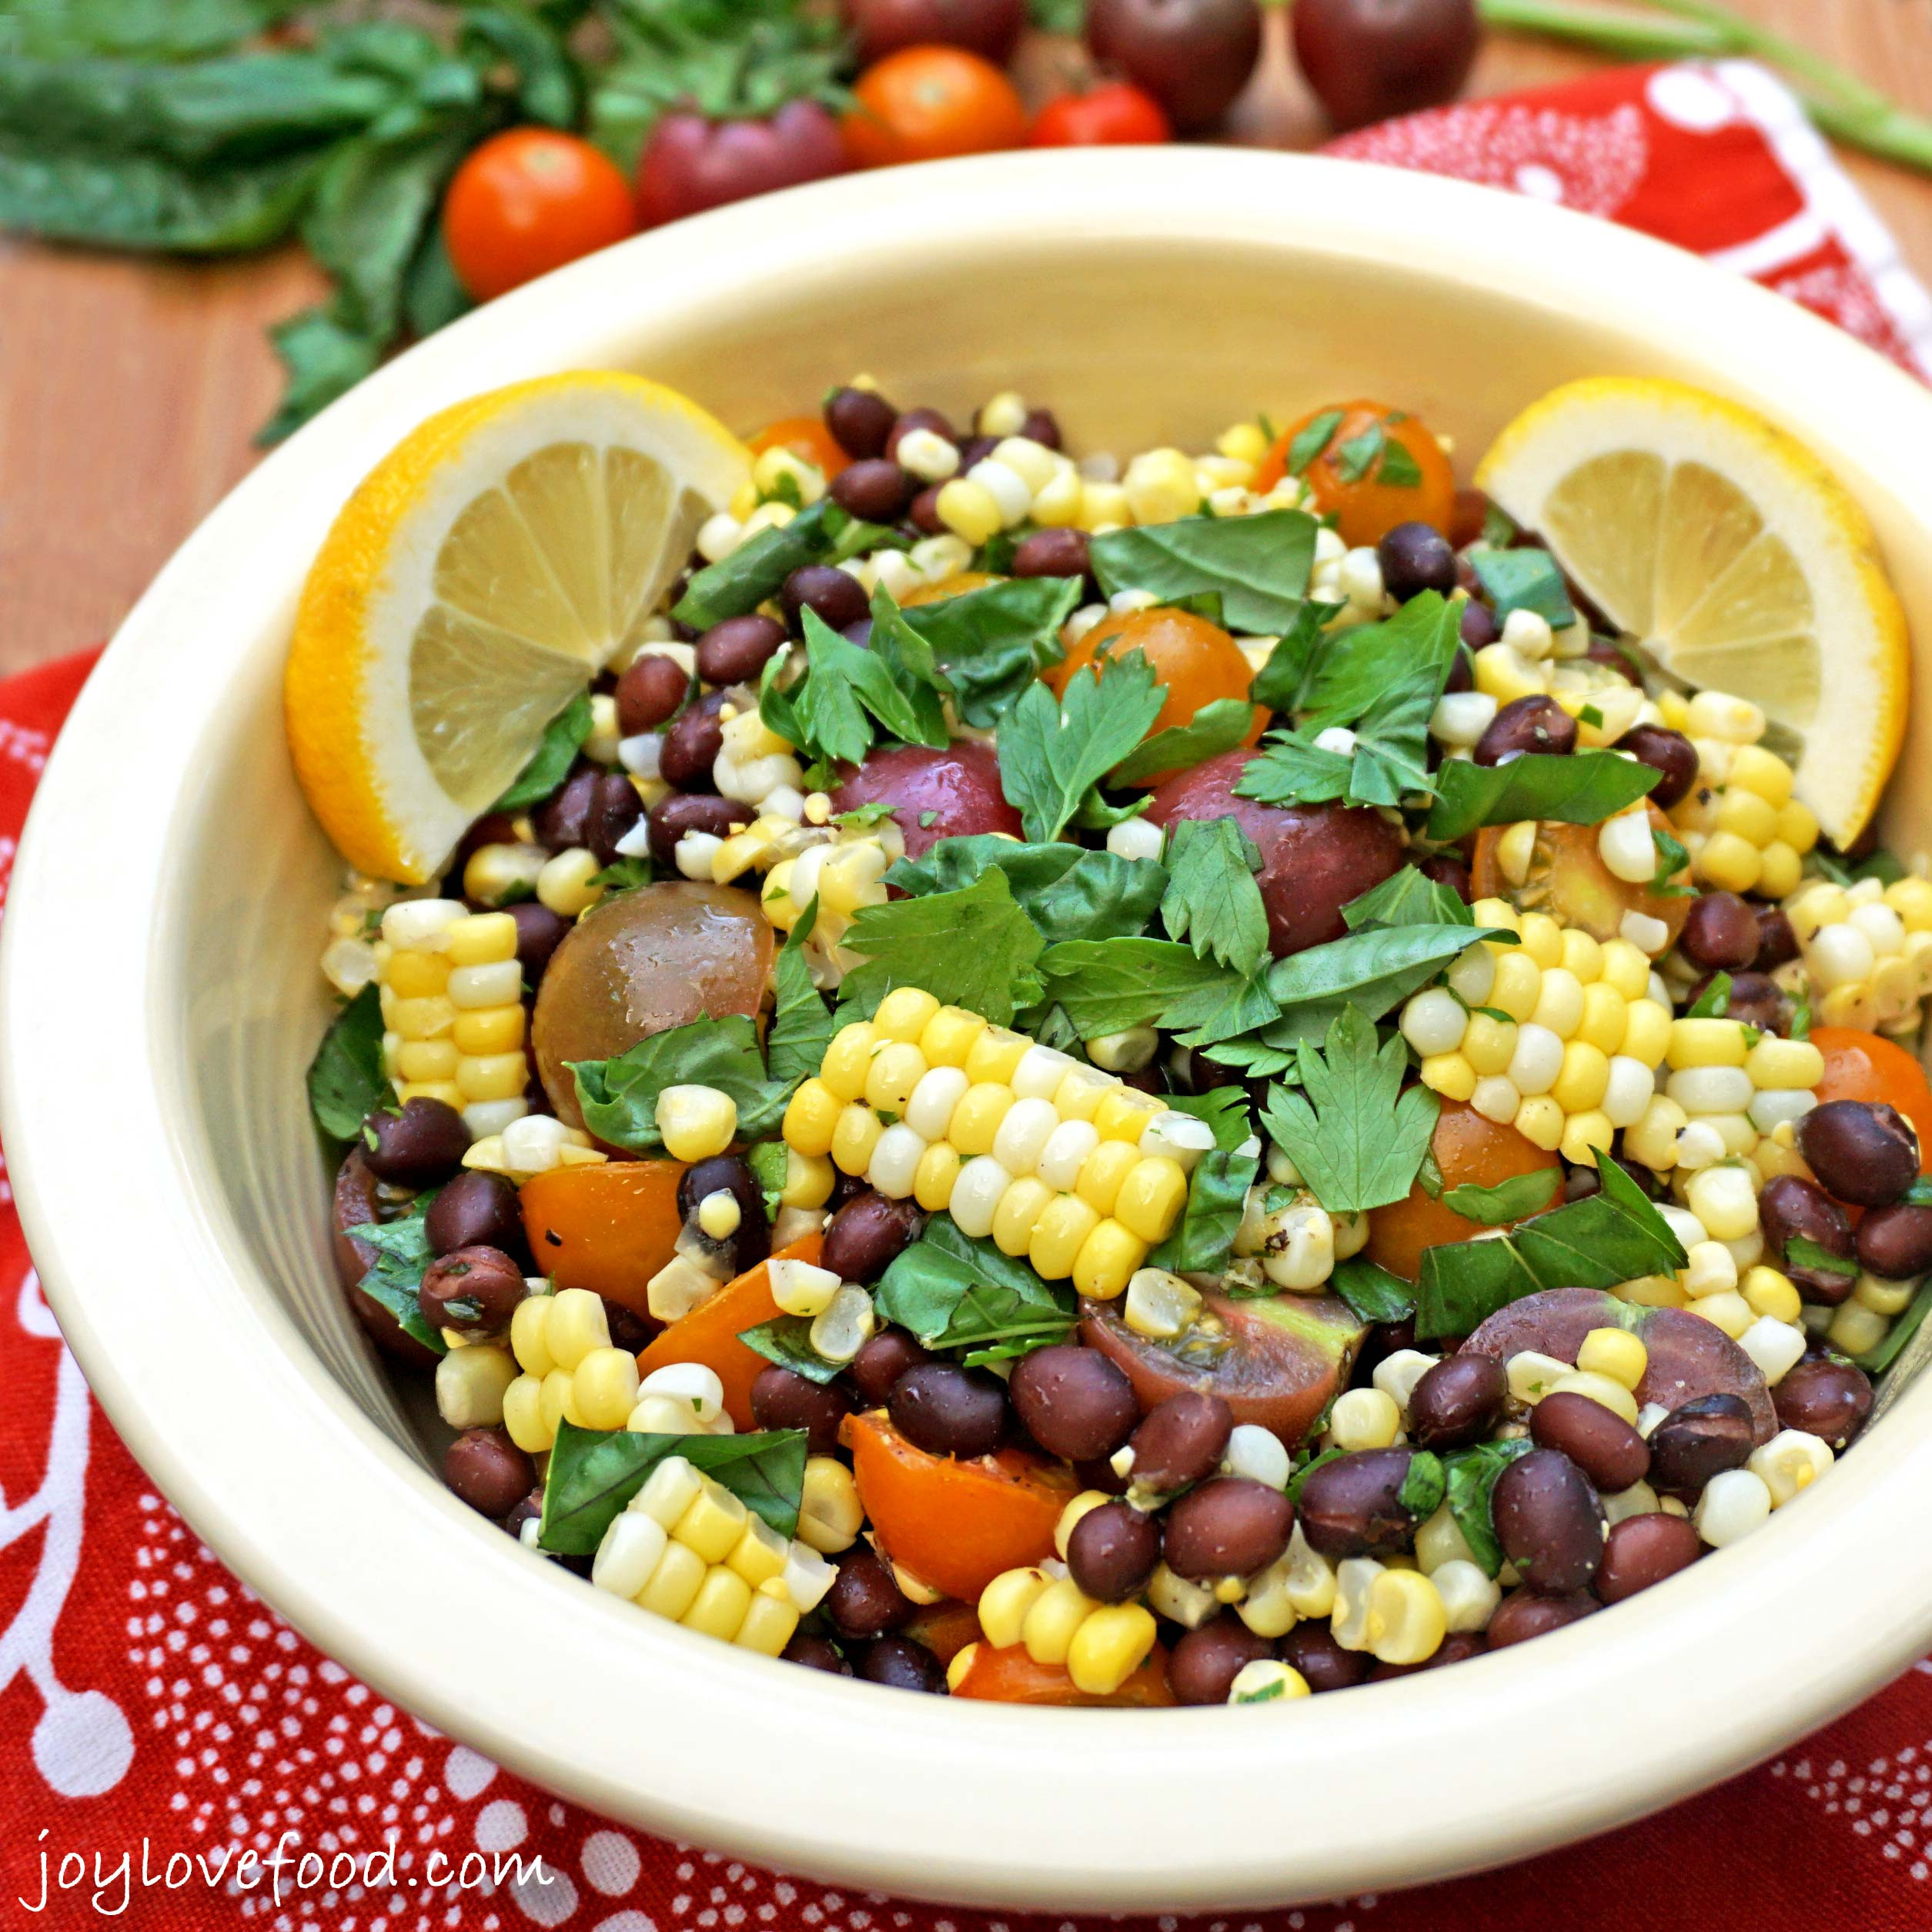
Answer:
[6,58,1932,1930]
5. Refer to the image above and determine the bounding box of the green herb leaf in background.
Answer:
[1160,818,1269,978]
[1266,921,1506,1022]
[307,981,389,1141]
[889,575,1080,727]
[1329,1256,1417,1325]
[1686,972,1734,1020]
[493,689,593,810]
[1035,937,1255,1039]
[1109,697,1258,787]
[1426,750,1660,841]
[1399,1449,1446,1519]
[1285,410,1342,478]
[571,1014,790,1152]
[1145,1135,1259,1278]
[1089,509,1319,636]
[767,898,833,1090]
[1786,1235,1858,1279]
[1342,864,1473,931]
[1247,600,1342,715]
[681,497,841,631]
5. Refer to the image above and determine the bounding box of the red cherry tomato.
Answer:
[1253,399,1456,548]
[443,130,637,303]
[1030,82,1173,147]
[844,45,1030,167]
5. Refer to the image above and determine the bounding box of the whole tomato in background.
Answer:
[844,0,1026,67]
[443,129,637,301]
[844,45,1031,165]
[636,100,849,226]
[1292,0,1481,132]
[1085,0,1263,133]
[1031,80,1172,145]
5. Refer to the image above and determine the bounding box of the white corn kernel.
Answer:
[895,428,959,481]
[1401,988,1467,1058]
[1106,817,1165,862]
[1748,1429,1833,1506]
[1222,1422,1291,1489]
[1432,1559,1501,1633]
[768,1258,841,1319]
[637,1362,725,1427]
[1138,1110,1217,1172]
[1694,1467,1773,1546]
[1598,810,1658,885]
[1124,1266,1202,1340]
[1372,1349,1440,1414]
[809,1285,875,1364]
[1429,690,1497,748]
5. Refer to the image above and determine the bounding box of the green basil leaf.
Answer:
[1248,598,1343,715]
[1108,697,1258,787]
[1329,1257,1418,1325]
[876,1219,1076,1359]
[1035,938,1248,1038]
[1377,440,1424,489]
[767,898,833,1091]
[1287,1445,1346,1502]
[1266,922,1507,1021]
[1332,421,1385,483]
[675,498,841,630]
[1399,1449,1446,1519]
[1787,1235,1858,1279]
[1686,972,1733,1020]
[1468,546,1576,631]
[570,1015,787,1152]
[1285,409,1342,478]
[1145,1141,1258,1278]
[887,835,1166,945]
[1342,865,1473,931]
[1438,1168,1563,1226]
[891,575,1081,727]
[841,867,1045,1028]
[344,1189,445,1355]
[737,1316,844,1385]
[493,690,592,810]
[1425,751,1660,841]
[307,982,387,1141]
[1443,1438,1533,1576]
[998,647,1165,844]
[1159,818,1269,979]
[1088,509,1319,635]
[1652,825,1693,895]
[1789,980,1812,1041]
[459,5,577,126]
[4,0,308,60]
[1301,593,1462,732]
[401,217,473,336]
[538,1421,808,1553]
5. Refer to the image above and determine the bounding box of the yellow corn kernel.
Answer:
[1740,1265,1802,1323]
[1030,1192,1101,1281]
[1419,1052,1478,1101]
[386,951,450,998]
[1072,1218,1146,1300]
[1094,1089,1163,1143]
[1067,1603,1159,1696]
[1548,1368,1640,1424]
[797,1456,863,1555]
[658,1085,737,1162]
[1857,1272,1916,1316]
[1573,982,1628,1054]
[1577,1326,1647,1391]
[1518,914,1564,969]
[1698,831,1763,894]
[1776,797,1820,852]
[500,1373,550,1453]
[1462,1013,1518,1076]
[1669,1018,1750,1069]
[780,1148,835,1210]
[821,1023,877,1103]
[1020,1577,1097,1666]
[1744,1035,1824,1089]
[396,1039,460,1083]
[1723,744,1790,806]
[864,1041,928,1115]
[874,986,941,1043]
[1075,1138,1141,1215]
[1556,929,1603,985]
[675,1481,749,1564]
[1818,983,1877,1031]
[389,994,456,1041]
[1692,1290,1756,1341]
[446,911,520,967]
[1472,897,1522,934]
[1053,1065,1115,1121]
[1513,1095,1565,1152]
[1756,841,1801,901]
[734,1583,801,1656]
[964,1027,1029,1085]
[783,1078,843,1158]
[1054,1489,1112,1559]
[456,1052,527,1103]
[830,1103,884,1176]
[937,476,1004,547]
[509,1295,556,1376]
[1593,939,1647,1001]
[979,1567,1053,1650]
[396,1079,465,1109]
[1559,1109,1613,1166]
[724,1515,791,1591]
[1713,787,1778,847]
[1474,647,1547,706]
[570,1347,642,1431]
[1489,951,1543,1022]
[948,1643,981,1690]
[451,1005,526,1055]
[1493,818,1539,887]
[636,1539,707,1619]
[913,1141,962,1212]
[1551,1041,1610,1114]
[1619,1000,1673,1068]
[992,1176,1055,1257]
[1363,1569,1447,1667]
[538,1367,573,1440]
[546,1288,609,1369]
[1113,1157,1188,1243]
[948,1083,1014,1156]
[1887,876,1932,930]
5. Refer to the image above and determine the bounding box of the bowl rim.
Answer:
[9,146,1932,1913]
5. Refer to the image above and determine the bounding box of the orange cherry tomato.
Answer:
[635,1235,822,1430]
[843,46,1029,169]
[518,1161,684,1321]
[442,129,637,303]
[1045,606,1264,786]
[841,1409,1076,1601]
[1255,399,1456,549]
[950,1641,1177,1706]
[747,415,850,480]
[901,570,1003,607]
[902,1599,984,1666]
[1471,805,1692,950]
[1365,1100,1563,1282]
[1810,1027,1932,1174]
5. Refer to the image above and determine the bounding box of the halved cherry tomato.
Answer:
[950,1641,1176,1706]
[901,570,1002,607]
[518,1161,684,1319]
[1810,1027,1932,1174]
[843,46,1029,168]
[903,1599,984,1666]
[748,415,849,480]
[635,1235,821,1429]
[1365,1100,1563,1282]
[1254,399,1456,549]
[841,1409,1075,1601]
[1471,805,1691,949]
[1029,82,1172,147]
[442,129,637,303]
[1046,606,1263,786]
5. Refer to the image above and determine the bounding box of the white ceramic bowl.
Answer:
[8,150,1932,1914]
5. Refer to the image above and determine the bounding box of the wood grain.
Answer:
[5,0,1932,672]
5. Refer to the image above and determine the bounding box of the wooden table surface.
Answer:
[5,1,1932,674]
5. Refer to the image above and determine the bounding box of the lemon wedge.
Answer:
[286,372,750,883]
[1476,376,1908,844]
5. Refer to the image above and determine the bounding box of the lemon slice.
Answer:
[286,372,750,882]
[1476,376,1909,844]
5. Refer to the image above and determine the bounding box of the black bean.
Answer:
[821,1192,924,1285]
[955,433,997,470]
[694,614,785,688]
[506,902,570,988]
[426,1171,527,1261]
[443,1428,533,1519]
[1018,406,1061,450]
[1296,1449,1422,1561]
[1369,1632,1487,1679]
[826,1547,913,1639]
[831,459,917,525]
[644,791,741,867]
[1280,1622,1372,1693]
[855,1634,946,1693]
[1491,1448,1606,1593]
[850,1328,934,1406]
[1418,853,1472,903]
[1067,1499,1162,1603]
[781,563,869,634]
[1486,1588,1598,1648]
[1680,891,1761,971]
[419,1245,526,1337]
[887,1363,1008,1459]
[885,407,954,463]
[1613,724,1698,810]
[500,1484,544,1542]
[1759,1173,1857,1301]
[601,1298,659,1353]
[1407,1354,1506,1449]
[1125,1391,1233,1493]
[1595,1513,1700,1603]
[908,484,946,536]
[1857,1202,1932,1279]
[361,1097,469,1187]
[1458,600,1499,650]
[677,1152,770,1275]
[1168,1615,1273,1706]
[1475,694,1576,767]
[1072,1453,1131,1497]
[658,690,729,793]
[1376,520,1457,601]
[615,652,690,734]
[1008,1345,1138,1462]
[1772,1353,1873,1449]
[824,386,898,460]
[1162,1478,1293,1582]
[586,771,646,867]
[750,1365,852,1455]
[1583,637,1644,688]
[1799,1100,1920,1208]
[1011,526,1091,583]
[531,762,599,850]
[1646,1392,1757,1496]
[1686,968,1786,1034]
[1756,906,1800,970]
[781,1633,853,1676]
[1529,1391,1650,1492]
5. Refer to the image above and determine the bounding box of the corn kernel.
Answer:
[1698,831,1763,894]
[1668,1018,1750,1069]
[874,986,941,1043]
[780,1148,834,1210]
[1576,1327,1646,1391]
[1462,1013,1519,1076]
[637,1539,707,1620]
[913,1141,962,1212]
[821,1023,877,1103]
[386,951,450,998]
[797,1456,863,1554]
[452,1005,526,1055]
[992,1176,1055,1257]
[1031,1192,1101,1281]
[830,1102,884,1175]
[397,1039,461,1083]
[1075,1138,1141,1215]
[657,1084,737,1162]
[1020,1576,1098,1666]
[784,1078,842,1158]
[1113,1156,1187,1243]
[1419,1052,1478,1101]
[1072,1218,1145,1299]
[964,1027,1029,1085]
[676,1480,750,1564]
[1068,1603,1159,1695]
[979,1567,1055,1650]
[734,1585,801,1656]
[864,1041,927,1115]
[1513,1095,1565,1151]
[1094,1089,1163,1142]
[1619,1000,1674,1068]
[1489,951,1543,1021]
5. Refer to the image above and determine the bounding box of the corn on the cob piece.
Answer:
[590,1453,836,1656]
[500,1288,641,1453]
[781,990,1211,1299]
[1658,690,1818,897]
[1402,901,1670,1167]
[975,1564,1159,1695]
[1782,874,1932,1034]
[1623,1019,1824,1176]
[320,869,420,996]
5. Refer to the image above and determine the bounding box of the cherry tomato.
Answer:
[1471,805,1691,949]
[636,103,847,230]
[443,129,637,303]
[845,0,1025,66]
[951,1641,1177,1706]
[748,415,851,480]
[1030,82,1173,147]
[843,45,1030,168]
[1292,0,1479,133]
[517,1162,684,1320]
[1365,1101,1563,1282]
[1254,399,1456,549]
[1810,1027,1932,1174]
[1085,0,1263,134]
[1046,607,1262,785]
